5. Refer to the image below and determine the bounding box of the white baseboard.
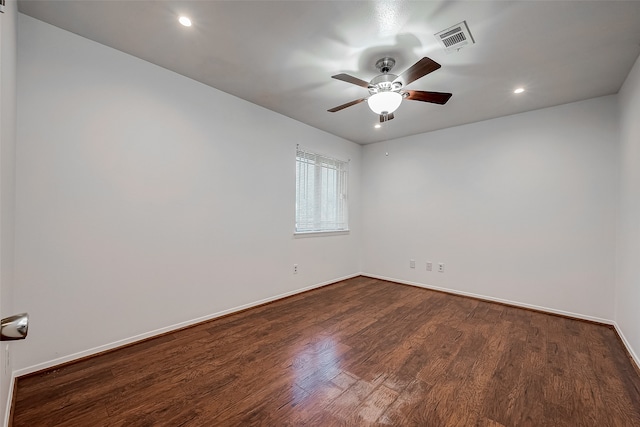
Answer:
[362,273,615,325]
[3,373,15,427]
[13,273,360,378]
[612,321,640,370]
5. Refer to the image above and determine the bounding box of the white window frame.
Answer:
[295,146,349,235]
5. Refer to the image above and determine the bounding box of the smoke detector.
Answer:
[435,21,475,52]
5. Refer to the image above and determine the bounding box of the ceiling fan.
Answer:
[328,57,452,122]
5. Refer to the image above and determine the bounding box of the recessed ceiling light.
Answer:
[178,16,192,27]
[514,87,525,94]
[374,124,381,129]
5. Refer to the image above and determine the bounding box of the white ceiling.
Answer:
[18,1,640,145]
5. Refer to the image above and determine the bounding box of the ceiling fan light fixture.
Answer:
[368,91,402,115]
[327,57,451,120]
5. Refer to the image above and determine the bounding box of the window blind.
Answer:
[295,146,349,233]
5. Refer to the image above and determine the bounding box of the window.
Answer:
[295,146,349,233]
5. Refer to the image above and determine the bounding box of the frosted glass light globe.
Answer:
[368,91,402,114]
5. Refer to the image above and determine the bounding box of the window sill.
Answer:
[294,230,350,238]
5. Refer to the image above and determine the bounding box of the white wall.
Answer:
[13,14,361,373]
[362,96,619,321]
[616,54,640,365]
[0,0,18,424]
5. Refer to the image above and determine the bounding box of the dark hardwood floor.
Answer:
[12,276,640,426]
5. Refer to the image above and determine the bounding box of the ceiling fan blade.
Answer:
[331,73,370,88]
[328,98,366,112]
[405,90,452,105]
[394,57,441,86]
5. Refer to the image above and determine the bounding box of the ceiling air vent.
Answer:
[435,21,475,52]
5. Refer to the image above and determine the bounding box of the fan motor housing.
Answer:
[375,57,396,73]
[369,74,401,94]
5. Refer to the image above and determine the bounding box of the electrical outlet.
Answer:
[438,263,445,273]
[426,262,433,271]
[410,259,415,269]
[293,264,298,274]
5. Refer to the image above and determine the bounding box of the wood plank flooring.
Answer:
[12,276,640,426]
